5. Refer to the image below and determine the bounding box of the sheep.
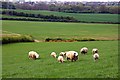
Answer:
[51,52,57,58]
[28,51,39,60]
[59,52,66,58]
[57,56,64,63]
[80,47,88,54]
[65,51,78,62]
[92,48,98,54]
[93,53,99,61]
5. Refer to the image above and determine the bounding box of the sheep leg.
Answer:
[71,58,74,62]
[28,55,32,59]
[67,57,70,60]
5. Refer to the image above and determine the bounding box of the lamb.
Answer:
[28,51,39,60]
[92,48,98,54]
[65,51,78,62]
[80,47,88,54]
[57,56,64,63]
[51,52,57,58]
[93,53,99,61]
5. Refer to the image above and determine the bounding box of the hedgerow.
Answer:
[1,34,34,44]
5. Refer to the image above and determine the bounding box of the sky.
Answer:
[3,0,119,2]
[25,0,119,2]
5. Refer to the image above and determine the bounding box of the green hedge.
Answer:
[1,34,34,44]
[45,38,98,42]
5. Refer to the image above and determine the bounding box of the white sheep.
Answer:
[57,56,64,63]
[28,51,39,60]
[59,52,66,57]
[80,47,88,54]
[51,52,57,58]
[92,48,98,54]
[65,51,78,62]
[93,53,99,61]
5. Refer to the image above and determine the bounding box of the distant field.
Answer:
[1,9,119,23]
[2,20,118,41]
[2,41,118,78]
[1,14,43,20]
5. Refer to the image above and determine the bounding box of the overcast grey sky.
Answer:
[4,0,119,2]
[26,0,119,2]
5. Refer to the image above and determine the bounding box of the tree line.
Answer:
[1,10,119,23]
[1,1,120,14]
[1,10,78,22]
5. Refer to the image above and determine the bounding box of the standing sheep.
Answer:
[93,53,99,61]
[28,51,39,60]
[92,48,98,54]
[80,47,88,54]
[65,51,78,62]
[57,56,64,63]
[51,52,57,58]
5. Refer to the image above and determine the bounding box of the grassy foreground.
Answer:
[2,41,118,78]
[2,20,118,78]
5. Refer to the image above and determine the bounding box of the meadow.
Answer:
[2,20,118,78]
[1,9,119,23]
[2,41,118,78]
[2,20,118,41]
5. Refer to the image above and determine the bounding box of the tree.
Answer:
[98,5,109,13]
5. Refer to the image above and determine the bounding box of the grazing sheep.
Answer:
[57,56,64,63]
[65,51,78,62]
[59,52,66,57]
[51,52,57,58]
[93,53,99,61]
[80,47,88,54]
[28,51,39,60]
[92,48,98,54]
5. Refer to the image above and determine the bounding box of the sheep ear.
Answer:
[74,53,76,56]
[60,54,63,56]
[64,53,66,55]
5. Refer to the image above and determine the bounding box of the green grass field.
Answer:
[2,20,118,41]
[1,14,43,20]
[2,41,118,78]
[2,9,119,23]
[2,20,118,78]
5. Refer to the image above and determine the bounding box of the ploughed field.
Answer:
[2,20,118,78]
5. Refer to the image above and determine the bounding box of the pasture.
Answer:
[2,9,119,23]
[2,20,118,41]
[2,20,118,78]
[2,41,118,78]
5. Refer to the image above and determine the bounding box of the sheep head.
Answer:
[73,53,78,61]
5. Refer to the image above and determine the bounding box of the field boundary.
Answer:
[1,18,120,24]
[1,34,34,44]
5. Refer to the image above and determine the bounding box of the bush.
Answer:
[45,38,98,42]
[78,38,96,41]
[1,34,34,44]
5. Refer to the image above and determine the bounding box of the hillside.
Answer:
[1,9,119,23]
[2,20,118,41]
[2,19,118,78]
